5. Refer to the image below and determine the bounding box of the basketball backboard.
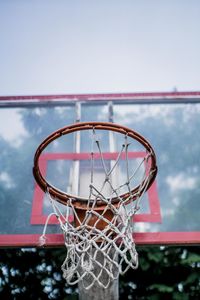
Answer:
[0,91,200,247]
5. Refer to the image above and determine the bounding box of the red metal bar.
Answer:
[1,232,200,247]
[1,91,200,102]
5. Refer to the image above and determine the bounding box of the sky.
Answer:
[0,0,200,96]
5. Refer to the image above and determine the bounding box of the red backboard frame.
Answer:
[31,152,161,225]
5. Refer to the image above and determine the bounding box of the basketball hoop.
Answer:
[33,122,157,289]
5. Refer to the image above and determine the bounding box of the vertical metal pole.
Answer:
[78,102,119,300]
[67,102,81,194]
[71,102,81,194]
[79,283,119,300]
[108,101,119,189]
[78,249,119,300]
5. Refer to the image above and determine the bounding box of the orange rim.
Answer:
[33,122,157,210]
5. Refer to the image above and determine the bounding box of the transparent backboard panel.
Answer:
[114,103,200,233]
[0,93,200,246]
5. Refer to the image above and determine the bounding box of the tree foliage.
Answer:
[0,246,199,299]
[119,246,200,300]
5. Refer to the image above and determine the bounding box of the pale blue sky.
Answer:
[0,0,200,95]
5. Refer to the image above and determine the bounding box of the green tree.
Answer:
[0,246,199,299]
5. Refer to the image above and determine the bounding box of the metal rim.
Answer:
[33,121,157,209]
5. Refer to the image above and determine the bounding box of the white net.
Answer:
[39,128,156,289]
